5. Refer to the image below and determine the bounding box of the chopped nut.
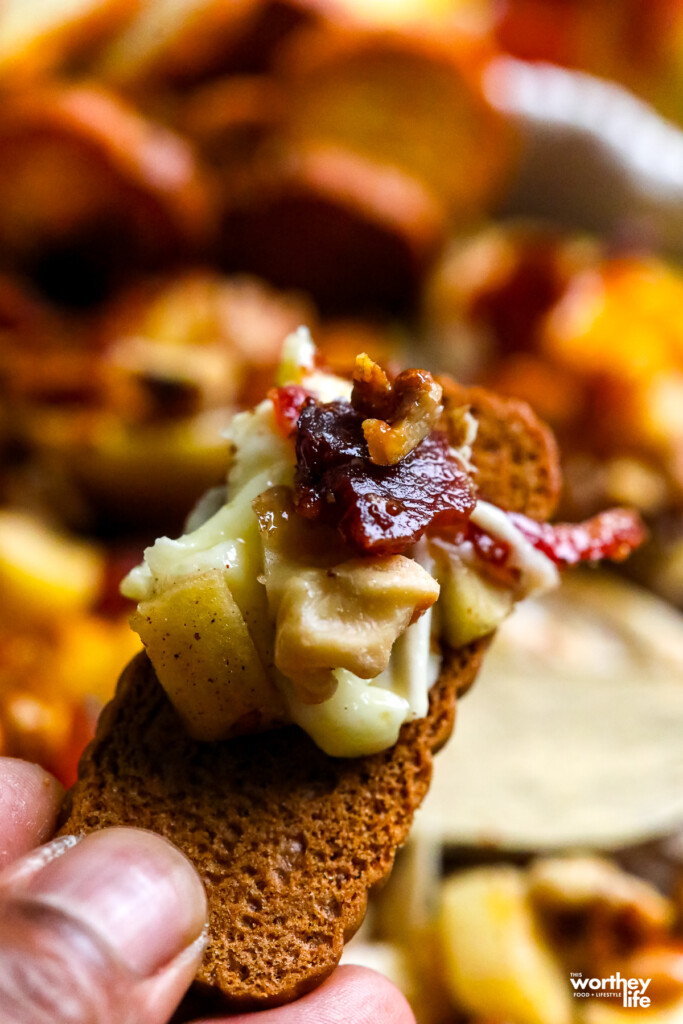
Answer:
[275,554,439,703]
[351,351,394,420]
[440,402,478,452]
[351,353,443,466]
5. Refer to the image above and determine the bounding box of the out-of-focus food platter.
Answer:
[1,1,683,1021]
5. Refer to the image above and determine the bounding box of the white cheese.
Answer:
[287,669,411,758]
[275,325,316,385]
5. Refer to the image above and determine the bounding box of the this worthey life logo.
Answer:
[570,972,652,1008]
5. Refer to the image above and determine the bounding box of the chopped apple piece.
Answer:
[0,511,103,625]
[438,866,573,1024]
[131,568,286,741]
[435,551,513,647]
[275,555,439,700]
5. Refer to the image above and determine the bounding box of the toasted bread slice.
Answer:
[59,384,560,1010]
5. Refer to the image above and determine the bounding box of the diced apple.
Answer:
[0,511,103,625]
[438,866,573,1024]
[437,553,513,647]
[131,568,286,741]
[275,555,439,698]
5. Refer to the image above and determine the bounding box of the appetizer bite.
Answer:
[61,330,644,1009]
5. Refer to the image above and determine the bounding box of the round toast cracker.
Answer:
[59,384,560,1009]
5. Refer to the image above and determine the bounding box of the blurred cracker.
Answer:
[276,23,516,221]
[0,0,139,83]
[0,85,212,291]
[220,144,446,314]
[98,0,328,87]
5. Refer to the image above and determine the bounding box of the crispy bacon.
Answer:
[288,389,645,570]
[433,508,645,589]
[294,399,476,555]
[447,508,645,583]
[507,508,647,567]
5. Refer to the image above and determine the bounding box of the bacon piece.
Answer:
[507,508,647,567]
[435,508,645,589]
[269,385,312,438]
[294,399,476,555]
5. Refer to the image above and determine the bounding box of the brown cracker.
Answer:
[59,384,560,1009]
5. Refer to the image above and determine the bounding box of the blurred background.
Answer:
[1,1,683,1021]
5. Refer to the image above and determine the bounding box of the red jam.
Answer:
[293,399,477,555]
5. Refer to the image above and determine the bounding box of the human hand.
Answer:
[0,757,416,1024]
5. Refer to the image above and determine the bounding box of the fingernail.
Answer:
[14,827,207,977]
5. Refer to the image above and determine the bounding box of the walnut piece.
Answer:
[352,352,443,466]
[275,554,439,703]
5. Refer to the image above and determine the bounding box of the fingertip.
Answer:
[20,827,208,976]
[0,758,64,869]
[0,827,209,1024]
[219,964,416,1024]
[318,966,416,1024]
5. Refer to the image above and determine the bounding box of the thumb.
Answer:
[0,828,208,1024]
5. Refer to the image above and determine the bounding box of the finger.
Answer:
[201,965,416,1024]
[0,827,208,1024]
[0,758,64,869]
